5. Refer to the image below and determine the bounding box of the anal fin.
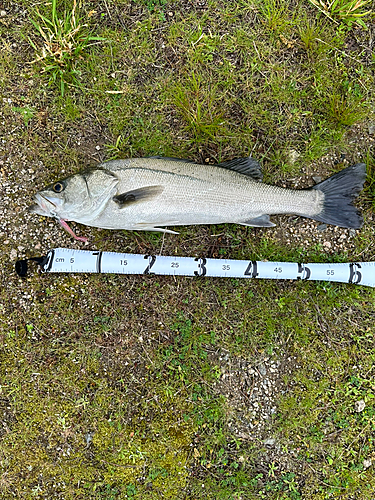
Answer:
[240,215,275,227]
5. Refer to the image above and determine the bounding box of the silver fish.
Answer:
[29,157,366,242]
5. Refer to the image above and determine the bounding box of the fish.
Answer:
[29,156,366,242]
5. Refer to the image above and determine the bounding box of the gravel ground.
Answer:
[205,348,307,481]
[209,349,292,439]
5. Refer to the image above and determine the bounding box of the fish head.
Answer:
[29,169,119,223]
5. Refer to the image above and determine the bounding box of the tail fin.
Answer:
[311,163,366,229]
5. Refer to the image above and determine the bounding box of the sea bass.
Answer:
[29,157,366,242]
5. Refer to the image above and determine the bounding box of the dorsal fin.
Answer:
[217,157,263,181]
[148,155,263,181]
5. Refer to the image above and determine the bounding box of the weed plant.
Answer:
[27,0,104,95]
[308,0,372,28]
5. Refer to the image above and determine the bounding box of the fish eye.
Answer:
[52,182,65,193]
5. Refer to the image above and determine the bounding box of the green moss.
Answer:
[0,321,194,498]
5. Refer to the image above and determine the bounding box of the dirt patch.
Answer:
[209,349,293,441]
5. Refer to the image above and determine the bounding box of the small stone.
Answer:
[363,458,372,469]
[263,437,275,447]
[0,10,6,17]
[368,123,375,135]
[323,241,331,249]
[95,145,101,150]
[355,400,365,412]
[288,149,300,164]
[312,176,322,184]
[85,432,93,446]
[257,363,267,376]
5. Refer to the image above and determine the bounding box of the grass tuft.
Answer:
[307,0,372,28]
[171,72,227,146]
[27,0,104,95]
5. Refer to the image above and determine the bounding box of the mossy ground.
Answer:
[0,0,375,498]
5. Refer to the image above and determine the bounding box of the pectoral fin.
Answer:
[241,215,275,227]
[113,185,164,208]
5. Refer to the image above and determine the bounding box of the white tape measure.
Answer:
[15,247,375,287]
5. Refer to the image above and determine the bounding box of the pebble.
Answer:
[0,10,6,17]
[288,149,300,164]
[354,400,365,412]
[264,437,276,446]
[257,363,267,376]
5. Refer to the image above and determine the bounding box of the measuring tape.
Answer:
[15,247,375,287]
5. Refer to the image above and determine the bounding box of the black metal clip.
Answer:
[15,256,49,277]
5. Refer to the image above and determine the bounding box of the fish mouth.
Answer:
[28,193,57,217]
